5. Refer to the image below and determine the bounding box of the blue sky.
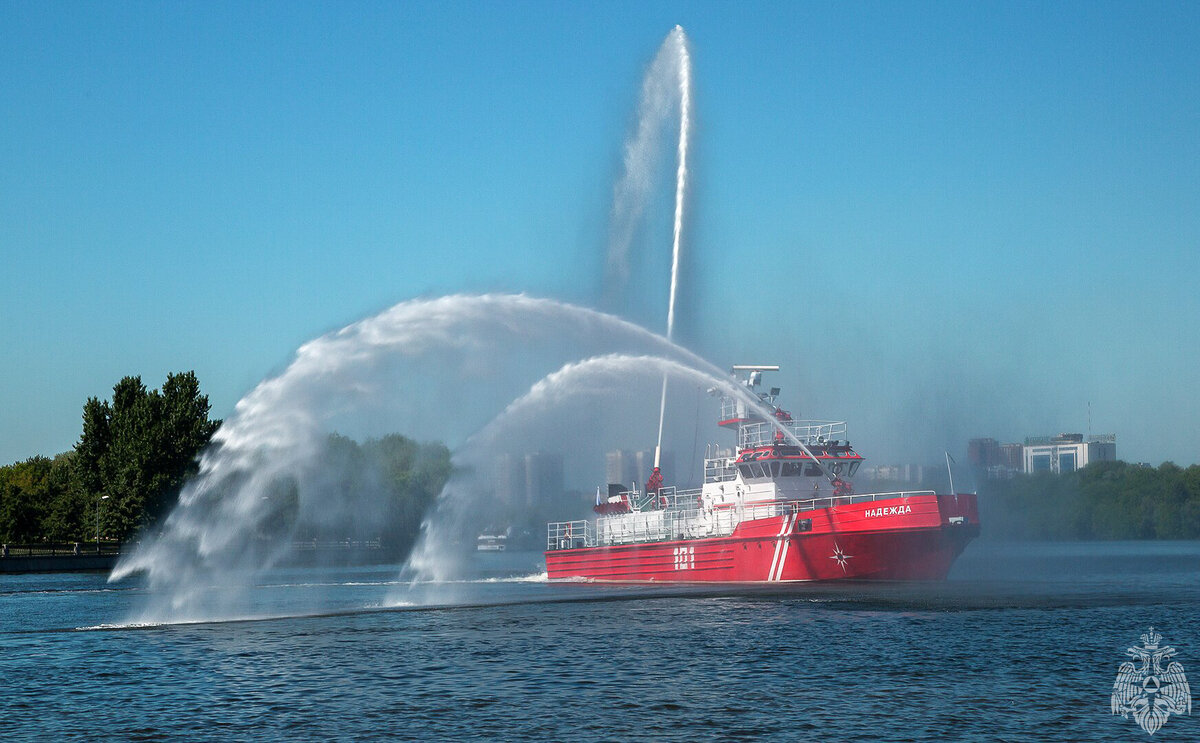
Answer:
[3,1,1198,466]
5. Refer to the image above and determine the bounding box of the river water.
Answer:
[2,541,1198,741]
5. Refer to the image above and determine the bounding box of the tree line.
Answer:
[259,432,452,560]
[977,461,1200,540]
[0,372,221,544]
[1,372,453,560]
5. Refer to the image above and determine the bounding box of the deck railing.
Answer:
[546,520,594,550]
[546,490,936,550]
[737,420,848,449]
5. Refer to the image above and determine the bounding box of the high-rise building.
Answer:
[605,449,639,487]
[493,451,565,507]
[492,453,524,507]
[968,438,1000,468]
[998,443,1023,470]
[524,452,564,508]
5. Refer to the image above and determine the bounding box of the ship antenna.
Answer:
[945,450,957,500]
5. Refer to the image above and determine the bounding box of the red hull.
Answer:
[545,493,979,582]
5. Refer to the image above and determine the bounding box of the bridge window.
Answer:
[737,462,773,479]
[781,462,804,477]
[739,463,768,479]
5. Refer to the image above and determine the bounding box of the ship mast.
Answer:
[730,365,839,485]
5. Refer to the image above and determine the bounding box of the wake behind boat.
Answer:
[545,366,979,582]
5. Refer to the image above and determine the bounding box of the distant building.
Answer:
[998,443,1023,470]
[968,432,1115,479]
[969,437,1022,479]
[493,453,524,506]
[524,452,564,508]
[968,438,1000,469]
[1022,433,1116,474]
[605,449,640,487]
[862,464,931,484]
[494,452,564,507]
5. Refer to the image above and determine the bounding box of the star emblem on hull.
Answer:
[830,543,854,573]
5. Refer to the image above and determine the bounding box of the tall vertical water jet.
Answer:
[665,25,691,344]
[601,25,695,472]
[656,25,691,468]
[606,26,693,308]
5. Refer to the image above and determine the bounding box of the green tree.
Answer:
[73,371,221,541]
[0,459,47,542]
[980,460,1200,541]
[367,435,452,558]
[262,433,452,561]
[0,454,77,543]
[40,452,82,541]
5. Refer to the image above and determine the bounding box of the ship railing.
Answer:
[627,486,653,511]
[598,512,668,545]
[719,396,744,422]
[559,490,939,548]
[595,501,776,544]
[593,490,939,546]
[783,490,935,512]
[547,520,595,550]
[737,420,848,449]
[709,491,936,539]
[658,486,704,510]
[704,455,737,483]
[654,486,911,513]
[624,485,707,512]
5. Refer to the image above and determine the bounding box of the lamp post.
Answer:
[96,495,109,554]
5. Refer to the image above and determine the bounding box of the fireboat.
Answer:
[545,365,979,582]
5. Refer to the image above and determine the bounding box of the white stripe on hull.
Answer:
[774,514,795,581]
[767,513,795,581]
